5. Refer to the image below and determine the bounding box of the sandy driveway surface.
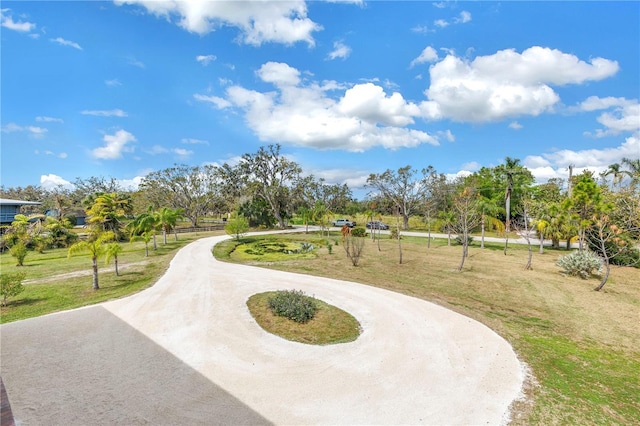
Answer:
[1,233,524,425]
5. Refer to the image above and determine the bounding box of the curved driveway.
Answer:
[1,232,524,425]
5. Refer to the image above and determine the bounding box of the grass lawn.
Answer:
[0,230,225,323]
[215,231,640,425]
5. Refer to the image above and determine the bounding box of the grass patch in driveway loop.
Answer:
[247,291,361,345]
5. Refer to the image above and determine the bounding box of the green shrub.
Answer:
[1,271,26,306]
[390,228,400,240]
[454,235,474,246]
[225,216,249,241]
[268,289,318,323]
[557,250,603,279]
[351,227,366,237]
[9,241,28,266]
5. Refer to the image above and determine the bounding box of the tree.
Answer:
[225,216,249,241]
[451,186,480,271]
[154,207,183,244]
[85,192,132,238]
[621,157,640,187]
[127,208,159,251]
[603,163,624,191]
[1,271,26,306]
[139,164,221,227]
[438,211,456,246]
[104,242,123,276]
[563,171,604,250]
[239,144,302,229]
[343,234,366,266]
[9,241,28,266]
[68,232,115,290]
[496,157,532,233]
[590,214,639,291]
[366,165,431,230]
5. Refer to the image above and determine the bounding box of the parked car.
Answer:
[332,218,356,227]
[366,221,389,230]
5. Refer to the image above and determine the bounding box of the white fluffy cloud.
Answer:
[410,46,438,68]
[36,116,64,123]
[81,109,128,117]
[40,174,73,190]
[196,54,216,65]
[577,96,640,137]
[51,37,82,50]
[196,61,442,152]
[524,134,639,182]
[1,9,36,32]
[91,129,137,159]
[422,46,619,122]
[115,0,322,46]
[1,123,48,137]
[327,41,351,60]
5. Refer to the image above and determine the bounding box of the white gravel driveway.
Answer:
[1,232,525,425]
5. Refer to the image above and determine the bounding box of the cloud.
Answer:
[173,148,193,159]
[577,96,640,137]
[421,46,619,122]
[81,109,128,117]
[203,61,441,152]
[1,9,36,32]
[181,138,209,145]
[411,25,431,34]
[454,11,472,24]
[114,0,322,46]
[194,93,232,109]
[128,56,145,68]
[434,19,449,28]
[524,134,640,182]
[146,145,169,155]
[40,174,73,190]
[36,150,67,159]
[51,37,82,50]
[36,116,64,123]
[1,123,48,137]
[91,129,137,159]
[327,41,351,60]
[105,79,122,87]
[509,121,523,130]
[410,46,438,67]
[196,54,217,66]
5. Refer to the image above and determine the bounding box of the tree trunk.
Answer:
[114,256,119,276]
[447,228,451,246]
[163,229,168,244]
[504,232,509,255]
[525,242,532,270]
[539,231,544,254]
[153,234,157,250]
[145,243,149,257]
[594,262,610,291]
[481,216,486,249]
[403,214,409,230]
[92,256,99,290]
[505,191,511,232]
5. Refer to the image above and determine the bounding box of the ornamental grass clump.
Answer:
[557,250,604,279]
[268,289,318,323]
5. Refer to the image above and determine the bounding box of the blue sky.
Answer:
[2,1,638,196]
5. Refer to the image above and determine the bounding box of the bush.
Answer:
[268,289,318,323]
[454,235,474,246]
[351,227,366,237]
[9,241,28,266]
[390,228,399,240]
[225,216,249,241]
[557,250,604,279]
[1,271,26,306]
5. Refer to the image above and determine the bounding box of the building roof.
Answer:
[0,198,42,206]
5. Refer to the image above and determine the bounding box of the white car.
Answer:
[332,218,356,227]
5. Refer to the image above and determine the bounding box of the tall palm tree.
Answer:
[621,157,640,187]
[104,242,123,276]
[154,207,183,244]
[603,163,623,190]
[499,157,523,233]
[128,207,159,250]
[68,232,115,290]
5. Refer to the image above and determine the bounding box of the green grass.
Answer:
[0,231,225,323]
[247,291,361,345]
[215,231,640,425]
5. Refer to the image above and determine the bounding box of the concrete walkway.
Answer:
[1,232,525,425]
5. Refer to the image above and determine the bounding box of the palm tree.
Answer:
[128,207,159,250]
[154,207,183,243]
[499,157,523,233]
[476,196,501,249]
[621,157,640,187]
[104,242,123,276]
[85,192,132,237]
[68,232,115,290]
[603,163,624,191]
[130,230,154,257]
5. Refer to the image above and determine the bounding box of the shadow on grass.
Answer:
[5,297,46,307]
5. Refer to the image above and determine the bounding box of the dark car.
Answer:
[366,221,389,230]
